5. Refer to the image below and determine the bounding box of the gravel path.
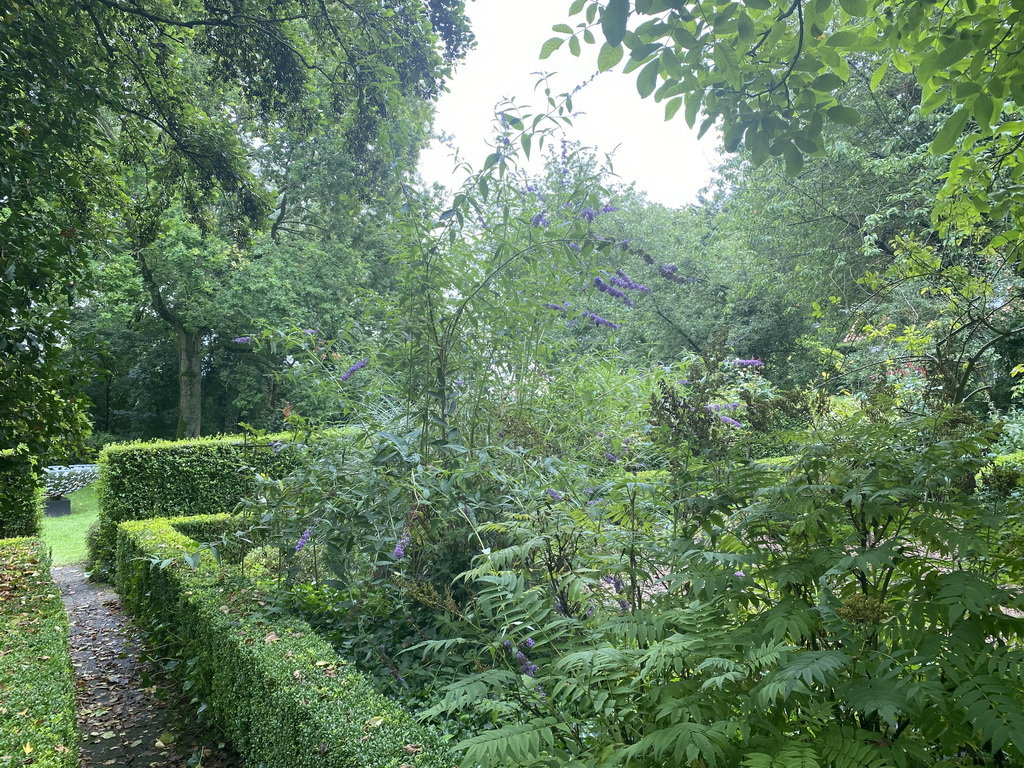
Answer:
[51,566,244,768]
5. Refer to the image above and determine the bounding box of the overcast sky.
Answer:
[417,0,720,209]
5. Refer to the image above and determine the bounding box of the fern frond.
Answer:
[457,717,559,768]
[621,719,733,767]
[953,674,1024,756]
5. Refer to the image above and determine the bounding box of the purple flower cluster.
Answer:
[568,242,582,252]
[579,207,597,223]
[611,269,650,293]
[295,527,313,553]
[546,488,563,502]
[600,205,620,214]
[731,358,765,368]
[544,302,568,312]
[601,574,625,593]
[581,311,620,330]
[705,403,740,412]
[531,212,549,227]
[340,358,369,381]
[593,277,634,308]
[393,531,411,560]
[604,452,617,463]
[232,336,251,344]
[719,415,743,428]
[659,264,699,284]
[502,638,538,677]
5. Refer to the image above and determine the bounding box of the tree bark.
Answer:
[176,327,203,438]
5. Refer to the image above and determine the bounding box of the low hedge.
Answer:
[114,515,455,768]
[89,432,321,580]
[0,538,78,767]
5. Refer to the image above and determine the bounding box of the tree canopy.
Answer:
[550,0,1024,237]
[1,0,470,531]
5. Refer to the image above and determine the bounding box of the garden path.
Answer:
[51,565,243,768]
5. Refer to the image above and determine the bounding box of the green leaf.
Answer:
[540,37,564,60]
[918,36,974,86]
[598,42,624,71]
[972,92,995,132]
[810,73,845,92]
[747,126,770,166]
[826,105,862,125]
[684,93,701,128]
[636,58,660,98]
[569,34,582,56]
[568,0,587,14]
[520,133,532,159]
[552,23,574,34]
[839,0,868,14]
[869,59,889,92]
[601,0,630,48]
[784,142,804,176]
[665,97,683,120]
[931,107,970,155]
[825,29,864,49]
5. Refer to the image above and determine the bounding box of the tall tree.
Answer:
[3,0,471,451]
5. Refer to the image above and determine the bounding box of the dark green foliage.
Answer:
[114,515,452,768]
[89,433,314,580]
[0,538,78,767]
[0,468,43,538]
[415,408,1024,767]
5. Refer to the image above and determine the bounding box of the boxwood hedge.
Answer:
[89,432,322,580]
[0,538,78,767]
[114,515,455,768]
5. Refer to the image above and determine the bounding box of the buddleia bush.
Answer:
[418,405,1024,768]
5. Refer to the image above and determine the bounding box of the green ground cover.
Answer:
[41,484,100,566]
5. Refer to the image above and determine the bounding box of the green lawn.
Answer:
[41,483,100,566]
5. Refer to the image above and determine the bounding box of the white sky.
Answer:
[418,0,720,209]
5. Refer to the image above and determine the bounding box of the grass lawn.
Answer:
[41,483,100,566]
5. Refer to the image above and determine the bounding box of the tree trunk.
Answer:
[176,327,203,438]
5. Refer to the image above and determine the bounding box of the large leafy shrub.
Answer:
[417,408,1024,767]
[0,465,43,538]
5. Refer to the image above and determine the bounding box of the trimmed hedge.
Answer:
[114,515,455,768]
[89,433,314,580]
[0,463,43,538]
[0,538,78,767]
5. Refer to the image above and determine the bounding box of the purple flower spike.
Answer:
[546,489,562,502]
[720,416,743,428]
[600,205,620,214]
[531,212,549,227]
[521,637,535,649]
[303,329,317,335]
[232,336,251,344]
[579,207,597,222]
[604,452,617,463]
[295,527,313,553]
[732,358,765,368]
[568,242,582,252]
[340,358,369,381]
[393,531,411,559]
